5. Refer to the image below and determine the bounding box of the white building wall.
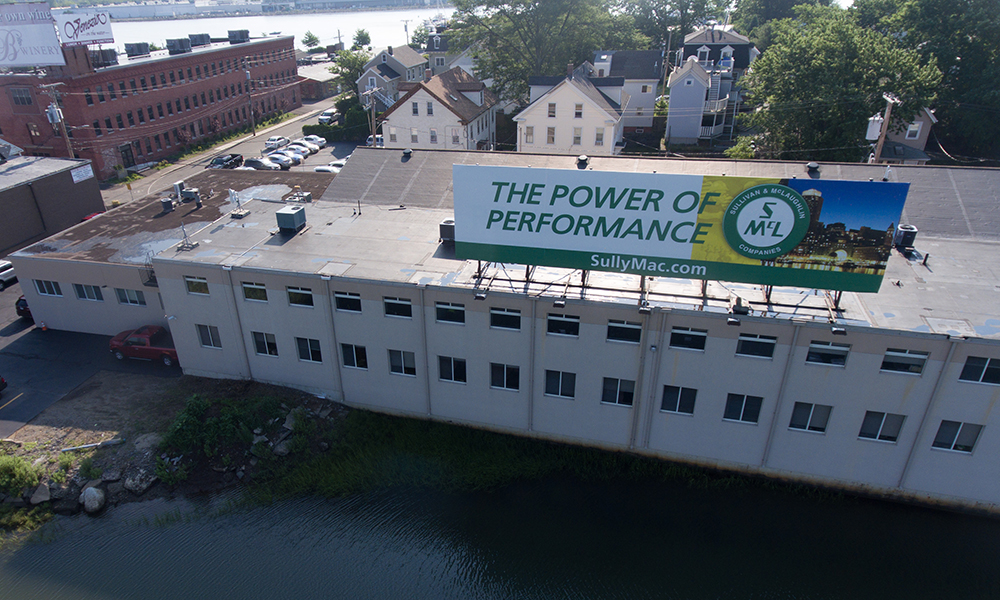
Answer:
[621,79,657,130]
[666,75,707,144]
[517,85,619,156]
[383,88,484,151]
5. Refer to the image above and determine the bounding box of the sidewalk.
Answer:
[99,101,328,208]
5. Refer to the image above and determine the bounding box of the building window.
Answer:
[524,126,534,144]
[547,102,556,117]
[335,292,362,312]
[105,117,113,132]
[119,82,128,97]
[412,101,419,116]
[546,127,555,144]
[931,420,983,453]
[184,276,209,295]
[140,76,147,92]
[85,89,93,105]
[436,302,465,324]
[547,313,580,336]
[242,282,267,302]
[96,86,105,102]
[411,128,418,143]
[388,127,397,143]
[108,84,116,100]
[32,279,61,297]
[490,363,520,391]
[806,341,851,366]
[451,130,459,145]
[147,106,155,121]
[858,411,905,442]
[490,307,521,330]
[958,356,1000,384]
[341,344,367,369]
[383,296,412,318]
[880,348,929,374]
[93,121,102,136]
[129,79,137,94]
[606,319,641,343]
[905,123,921,140]
[574,103,582,118]
[544,370,576,398]
[641,85,650,93]
[115,288,145,306]
[296,337,322,363]
[252,332,278,356]
[427,101,433,115]
[11,88,32,106]
[669,327,707,350]
[27,123,40,139]
[73,284,103,302]
[572,127,582,145]
[388,350,417,376]
[789,402,832,432]
[661,385,696,414]
[724,394,763,423]
[736,333,777,358]
[287,286,313,307]
[116,114,124,129]
[595,128,604,146]
[428,128,437,144]
[157,103,164,118]
[435,57,445,67]
[439,356,467,383]
[601,378,635,406]
[197,324,222,348]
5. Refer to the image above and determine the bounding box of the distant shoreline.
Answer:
[57,5,453,24]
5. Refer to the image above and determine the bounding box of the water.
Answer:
[106,7,455,53]
[2,478,999,599]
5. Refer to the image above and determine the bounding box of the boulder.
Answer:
[82,479,102,493]
[123,469,158,495]
[30,483,50,505]
[282,412,297,431]
[52,496,81,515]
[107,481,125,496]
[272,440,290,456]
[102,468,122,482]
[81,487,105,514]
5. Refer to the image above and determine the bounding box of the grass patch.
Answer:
[0,455,41,496]
[0,505,53,536]
[57,453,74,472]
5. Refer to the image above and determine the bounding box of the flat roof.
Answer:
[106,36,292,71]
[0,156,93,193]
[15,149,1000,340]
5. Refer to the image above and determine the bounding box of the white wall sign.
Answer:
[55,12,114,47]
[0,3,65,67]
[71,164,95,184]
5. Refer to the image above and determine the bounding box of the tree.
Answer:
[329,49,373,96]
[302,30,321,49]
[619,0,729,50]
[732,0,833,50]
[449,0,647,102]
[409,24,430,50]
[352,29,371,50]
[738,6,941,162]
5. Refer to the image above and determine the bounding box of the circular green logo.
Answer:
[723,184,811,260]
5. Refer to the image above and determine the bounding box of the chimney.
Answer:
[567,63,574,77]
[387,46,393,55]
[424,68,432,82]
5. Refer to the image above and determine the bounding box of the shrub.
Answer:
[79,457,102,480]
[0,455,40,495]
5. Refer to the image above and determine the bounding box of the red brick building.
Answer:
[0,34,301,179]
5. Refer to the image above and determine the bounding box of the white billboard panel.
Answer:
[0,2,65,67]
[55,12,114,47]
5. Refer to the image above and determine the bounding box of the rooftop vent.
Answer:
[276,205,306,234]
[894,224,918,249]
[166,38,192,55]
[576,154,590,169]
[124,42,149,58]
[90,48,119,66]
[228,30,250,44]
[806,161,820,172]
[160,198,174,213]
[189,33,211,47]
[439,218,455,243]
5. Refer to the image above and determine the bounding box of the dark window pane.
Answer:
[678,388,697,414]
[743,396,762,423]
[959,357,987,382]
[859,411,883,439]
[724,394,743,420]
[932,420,961,449]
[789,402,812,429]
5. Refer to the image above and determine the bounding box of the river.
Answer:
[106,7,455,53]
[2,477,999,599]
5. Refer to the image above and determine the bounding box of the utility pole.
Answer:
[402,19,411,45]
[361,87,379,143]
[872,93,900,164]
[38,83,75,158]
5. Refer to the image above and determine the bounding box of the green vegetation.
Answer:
[0,505,53,537]
[302,30,321,49]
[0,455,41,496]
[57,453,74,473]
[352,29,371,50]
[302,96,369,143]
[328,49,372,97]
[79,457,102,480]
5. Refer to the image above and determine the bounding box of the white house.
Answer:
[380,67,500,150]
[591,50,663,133]
[356,45,429,111]
[516,64,629,155]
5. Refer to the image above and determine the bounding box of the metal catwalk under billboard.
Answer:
[0,2,65,67]
[453,165,909,293]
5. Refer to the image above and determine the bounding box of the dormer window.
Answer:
[697,46,710,62]
[721,46,734,60]
[905,122,922,139]
[433,36,440,49]
[381,54,387,63]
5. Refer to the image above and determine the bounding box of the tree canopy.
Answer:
[352,29,371,50]
[409,25,430,50]
[302,31,320,48]
[449,0,649,102]
[735,6,941,162]
[329,49,373,95]
[618,0,729,51]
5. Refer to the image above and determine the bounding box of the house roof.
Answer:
[593,50,663,80]
[297,62,336,82]
[667,56,710,88]
[374,63,401,80]
[684,28,751,46]
[425,33,449,53]
[386,66,499,124]
[524,64,627,119]
[882,141,931,162]
[383,45,428,68]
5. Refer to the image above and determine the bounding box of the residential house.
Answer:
[516,63,629,155]
[870,107,939,165]
[591,50,664,133]
[380,67,500,150]
[356,46,429,111]
[666,28,758,144]
[425,33,451,76]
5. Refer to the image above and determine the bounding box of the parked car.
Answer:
[243,157,281,171]
[81,211,104,221]
[286,143,317,156]
[328,159,348,169]
[264,136,290,150]
[317,108,339,125]
[302,135,327,148]
[266,153,294,169]
[270,149,302,165]
[0,260,16,290]
[206,153,243,169]
[292,139,320,153]
[313,165,341,174]
[0,376,6,396]
[109,325,178,367]
[366,134,384,147]
[15,295,31,320]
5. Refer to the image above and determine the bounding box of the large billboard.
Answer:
[453,165,909,293]
[55,12,114,47]
[0,2,65,67]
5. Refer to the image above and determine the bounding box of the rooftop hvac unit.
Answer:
[276,205,306,233]
[189,33,211,47]
[124,42,149,57]
[894,224,918,248]
[166,38,192,55]
[228,30,250,44]
[90,49,119,67]
[160,198,174,213]
[173,180,185,198]
[180,188,200,202]
[439,218,455,243]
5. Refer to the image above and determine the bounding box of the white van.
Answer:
[0,260,16,290]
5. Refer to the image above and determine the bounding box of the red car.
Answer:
[109,325,178,367]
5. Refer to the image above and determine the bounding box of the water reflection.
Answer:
[2,478,998,599]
